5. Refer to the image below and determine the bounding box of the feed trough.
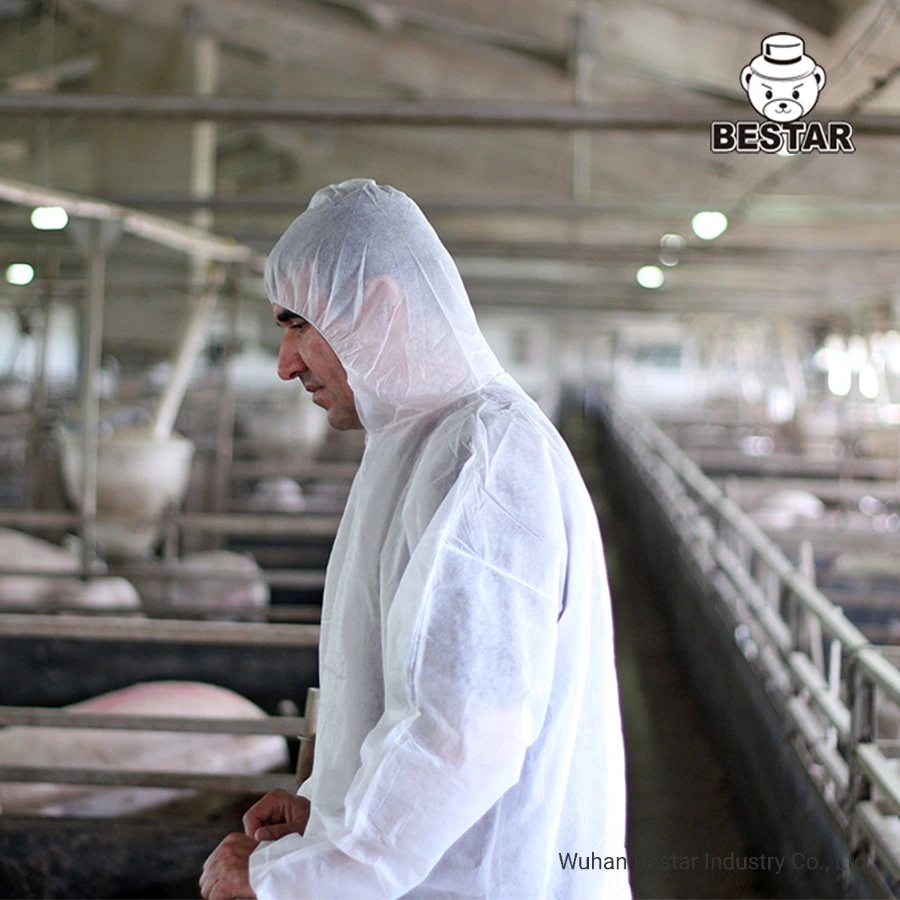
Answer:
[57,425,195,558]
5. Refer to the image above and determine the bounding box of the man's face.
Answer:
[274,305,363,431]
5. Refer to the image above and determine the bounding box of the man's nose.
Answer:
[277,334,307,381]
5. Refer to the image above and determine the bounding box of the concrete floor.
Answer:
[571,428,768,900]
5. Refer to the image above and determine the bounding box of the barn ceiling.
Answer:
[0,0,898,325]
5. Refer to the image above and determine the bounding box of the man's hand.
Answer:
[243,788,311,841]
[200,833,257,900]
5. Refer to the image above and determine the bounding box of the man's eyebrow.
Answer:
[275,309,305,325]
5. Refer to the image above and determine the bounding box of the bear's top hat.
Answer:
[748,33,818,80]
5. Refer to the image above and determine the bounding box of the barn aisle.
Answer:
[568,420,768,900]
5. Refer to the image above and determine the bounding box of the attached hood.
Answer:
[264,179,504,432]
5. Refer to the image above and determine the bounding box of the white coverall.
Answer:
[251,180,630,899]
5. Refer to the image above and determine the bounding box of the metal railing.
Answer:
[601,396,900,898]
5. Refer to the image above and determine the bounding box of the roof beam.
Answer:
[0,176,264,268]
[71,192,900,224]
[5,54,97,92]
[0,94,897,133]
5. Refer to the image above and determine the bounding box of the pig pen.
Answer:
[706,474,900,645]
[0,507,340,622]
[591,396,891,899]
[223,459,355,612]
[0,616,319,899]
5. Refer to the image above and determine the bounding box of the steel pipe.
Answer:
[0,94,898,134]
[0,707,307,735]
[71,221,116,574]
[0,565,326,588]
[0,509,340,537]
[0,177,265,269]
[0,601,322,620]
[228,460,359,480]
[0,765,295,794]
[78,192,900,221]
[0,613,319,645]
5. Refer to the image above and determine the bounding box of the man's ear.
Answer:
[356,275,407,349]
[348,275,409,378]
[363,275,403,311]
[740,65,753,93]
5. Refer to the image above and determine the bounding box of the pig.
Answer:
[0,681,290,816]
[246,477,307,513]
[59,576,142,612]
[136,551,269,619]
[748,489,825,531]
[0,528,141,611]
[828,554,900,581]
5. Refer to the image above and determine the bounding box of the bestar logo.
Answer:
[711,33,854,154]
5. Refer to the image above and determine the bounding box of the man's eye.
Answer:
[292,321,307,331]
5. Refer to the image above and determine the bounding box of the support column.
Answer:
[69,220,121,574]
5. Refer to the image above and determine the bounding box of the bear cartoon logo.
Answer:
[741,33,825,123]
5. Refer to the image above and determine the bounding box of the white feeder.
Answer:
[58,425,195,558]
[238,392,329,459]
[0,377,31,412]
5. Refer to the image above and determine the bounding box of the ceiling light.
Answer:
[636,265,664,289]
[691,211,728,241]
[659,251,680,267]
[31,205,69,231]
[659,233,686,251]
[5,263,34,286]
[859,364,879,400]
[827,361,851,397]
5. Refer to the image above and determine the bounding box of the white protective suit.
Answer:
[251,180,630,900]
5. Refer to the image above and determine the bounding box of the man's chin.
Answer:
[326,406,363,431]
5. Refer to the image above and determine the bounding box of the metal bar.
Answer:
[856,801,900,882]
[77,225,109,575]
[151,267,224,440]
[0,509,340,536]
[213,271,240,520]
[630,412,869,652]
[0,566,324,586]
[0,94,897,133]
[690,448,900,480]
[601,397,900,888]
[711,477,900,505]
[764,528,900,553]
[0,707,306,735]
[0,602,322,620]
[857,743,900,815]
[264,605,321,623]
[713,542,792,651]
[0,614,319,645]
[153,512,341,537]
[133,603,322,622]
[116,566,326,588]
[858,648,900,708]
[78,192,900,221]
[228,460,358,480]
[27,274,55,509]
[0,765,295,794]
[0,177,264,269]
[788,651,852,742]
[786,695,849,794]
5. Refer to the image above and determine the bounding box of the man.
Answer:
[200,179,630,900]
